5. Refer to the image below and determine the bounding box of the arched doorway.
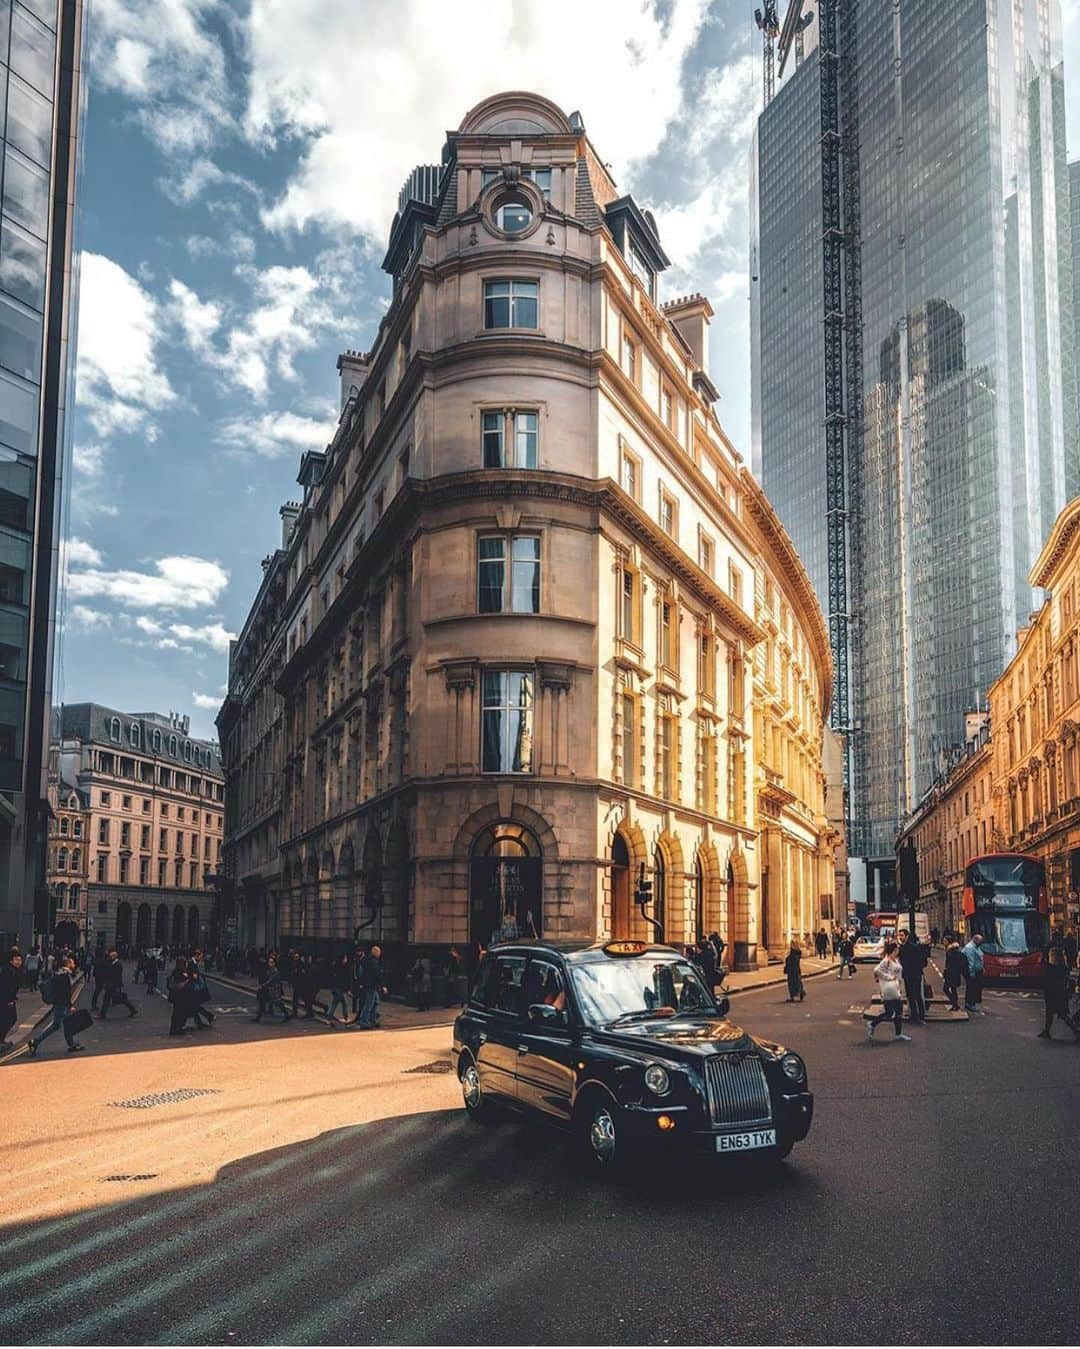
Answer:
[136,903,151,946]
[188,906,200,945]
[116,902,132,948]
[155,904,169,945]
[469,822,542,948]
[172,905,185,945]
[652,845,666,941]
[611,832,631,939]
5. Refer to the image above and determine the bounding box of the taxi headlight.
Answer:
[781,1052,805,1083]
[644,1064,670,1096]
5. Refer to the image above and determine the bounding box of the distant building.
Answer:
[0,0,86,950]
[52,704,225,949]
[751,0,1078,867]
[44,761,88,948]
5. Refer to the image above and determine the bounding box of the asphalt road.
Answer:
[1,964,1078,1346]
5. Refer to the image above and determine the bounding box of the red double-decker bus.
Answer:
[962,853,1050,983]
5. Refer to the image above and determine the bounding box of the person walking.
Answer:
[1037,946,1079,1041]
[962,932,985,1013]
[897,929,927,1023]
[943,940,965,1011]
[783,940,805,1002]
[253,955,290,1024]
[326,954,351,1024]
[707,931,726,974]
[167,958,195,1035]
[837,931,856,979]
[1063,926,1078,971]
[355,945,387,1028]
[866,940,911,1042]
[89,947,108,1012]
[144,949,159,995]
[24,947,40,993]
[27,957,86,1055]
[1,949,23,1048]
[445,947,466,1008]
[98,949,138,1020]
[188,950,215,1028]
[694,935,718,993]
[409,951,433,1012]
[814,929,829,960]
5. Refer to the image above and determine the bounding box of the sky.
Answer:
[59,0,1080,741]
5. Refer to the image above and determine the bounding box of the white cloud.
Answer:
[66,553,229,610]
[168,278,223,357]
[73,443,106,478]
[67,604,111,629]
[76,252,176,440]
[193,690,222,709]
[136,614,234,651]
[184,231,256,262]
[218,405,336,458]
[89,0,233,155]
[62,537,104,569]
[161,157,260,207]
[247,0,710,240]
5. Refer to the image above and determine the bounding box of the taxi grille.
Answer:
[704,1054,772,1126]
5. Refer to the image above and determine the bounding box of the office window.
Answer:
[139,857,150,885]
[698,530,715,577]
[142,798,150,813]
[701,730,717,814]
[121,794,131,809]
[620,447,640,500]
[622,332,637,383]
[524,166,552,198]
[100,790,110,806]
[70,848,80,870]
[97,819,109,846]
[659,713,675,800]
[698,633,716,699]
[660,598,678,671]
[178,806,185,821]
[481,670,534,773]
[620,567,640,645]
[119,855,129,884]
[72,818,81,838]
[158,859,166,887]
[477,536,540,614]
[96,854,107,883]
[628,241,655,300]
[70,884,79,910]
[728,561,743,607]
[661,387,674,430]
[622,691,637,789]
[659,489,677,540]
[120,821,130,848]
[59,816,68,835]
[483,279,538,329]
[482,408,538,469]
[189,862,198,888]
[57,845,67,870]
[190,831,198,854]
[175,860,183,886]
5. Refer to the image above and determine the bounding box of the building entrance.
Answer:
[469,822,542,949]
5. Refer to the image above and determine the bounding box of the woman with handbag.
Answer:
[866,940,912,1042]
[1038,946,1080,1041]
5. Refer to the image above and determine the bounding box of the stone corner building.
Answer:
[220,92,837,976]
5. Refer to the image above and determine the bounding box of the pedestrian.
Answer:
[814,929,829,959]
[1,949,23,1048]
[326,954,351,1024]
[98,949,138,1019]
[27,957,86,1056]
[962,932,985,1013]
[1063,926,1078,971]
[355,944,387,1028]
[445,946,466,1008]
[708,931,726,973]
[943,940,965,1011]
[188,950,215,1028]
[783,940,805,1002]
[167,958,194,1035]
[253,955,290,1023]
[866,940,912,1042]
[837,931,856,978]
[144,949,159,995]
[897,929,927,1023]
[930,926,941,948]
[24,947,41,992]
[1037,946,1079,1041]
[89,947,108,1012]
[410,951,433,1012]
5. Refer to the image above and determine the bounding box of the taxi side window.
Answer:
[468,955,495,1010]
[492,955,527,1016]
[524,959,568,1023]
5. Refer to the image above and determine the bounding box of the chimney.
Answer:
[661,293,714,375]
[337,349,371,413]
[279,501,301,548]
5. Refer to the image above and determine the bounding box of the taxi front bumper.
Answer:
[618,1088,813,1154]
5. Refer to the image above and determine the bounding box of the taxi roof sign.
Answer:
[602,940,649,956]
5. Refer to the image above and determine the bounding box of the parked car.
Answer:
[453,939,814,1170]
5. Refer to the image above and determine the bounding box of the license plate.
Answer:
[716,1128,776,1153]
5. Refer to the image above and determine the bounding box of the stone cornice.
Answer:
[1030,495,1080,589]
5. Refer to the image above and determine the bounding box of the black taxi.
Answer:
[452,939,813,1169]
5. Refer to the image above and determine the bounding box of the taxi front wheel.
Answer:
[574,1091,622,1170]
[459,1056,494,1123]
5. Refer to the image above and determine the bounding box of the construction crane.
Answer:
[755,2,780,106]
[794,9,814,65]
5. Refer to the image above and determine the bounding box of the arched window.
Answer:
[469,822,542,947]
[128,722,140,747]
[70,884,80,909]
[152,729,162,753]
[109,717,121,741]
[71,848,80,870]
[57,847,68,870]
[652,846,666,940]
[56,883,67,907]
[168,735,178,757]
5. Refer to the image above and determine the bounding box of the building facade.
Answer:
[0,0,85,950]
[223,92,836,978]
[44,760,88,947]
[898,495,1080,934]
[53,704,225,949]
[751,0,1078,864]
[216,526,290,951]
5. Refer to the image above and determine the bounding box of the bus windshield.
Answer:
[966,857,1044,906]
[967,912,1050,955]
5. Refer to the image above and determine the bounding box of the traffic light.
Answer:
[634,863,652,909]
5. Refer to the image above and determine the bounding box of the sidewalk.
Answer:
[724,954,837,995]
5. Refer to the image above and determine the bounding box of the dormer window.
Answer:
[494,196,532,234]
[629,241,655,300]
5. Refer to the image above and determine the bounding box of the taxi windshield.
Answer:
[570,957,716,1027]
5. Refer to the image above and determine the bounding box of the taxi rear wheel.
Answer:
[459,1056,494,1123]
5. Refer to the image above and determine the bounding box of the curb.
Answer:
[725,960,840,997]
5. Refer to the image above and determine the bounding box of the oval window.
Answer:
[495,198,532,234]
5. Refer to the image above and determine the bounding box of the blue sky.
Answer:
[59,0,1080,740]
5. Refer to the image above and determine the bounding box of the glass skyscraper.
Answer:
[0,0,84,948]
[751,0,1078,860]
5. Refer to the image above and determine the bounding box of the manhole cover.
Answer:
[102,1174,158,1182]
[404,1060,454,1075]
[109,1088,220,1109]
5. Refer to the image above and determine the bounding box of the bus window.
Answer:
[967,912,1049,955]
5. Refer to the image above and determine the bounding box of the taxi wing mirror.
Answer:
[715,994,731,1018]
[528,1002,562,1024]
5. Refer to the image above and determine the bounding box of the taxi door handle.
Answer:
[517,1044,530,1054]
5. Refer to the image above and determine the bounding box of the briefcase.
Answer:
[64,1009,93,1035]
